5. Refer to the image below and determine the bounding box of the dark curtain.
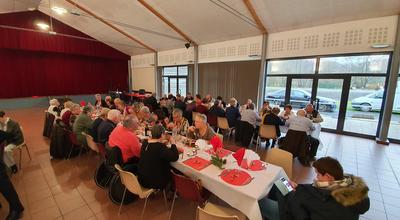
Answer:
[198,60,261,105]
[0,49,128,98]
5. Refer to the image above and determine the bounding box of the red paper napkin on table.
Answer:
[210,135,223,152]
[220,169,253,186]
[205,148,231,158]
[232,147,245,166]
[183,156,211,171]
[249,160,266,171]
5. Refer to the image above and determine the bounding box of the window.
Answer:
[319,55,390,74]
[266,58,316,75]
[162,66,188,96]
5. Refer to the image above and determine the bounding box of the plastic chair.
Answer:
[256,125,277,152]
[264,148,293,179]
[217,117,234,140]
[114,164,157,219]
[66,130,84,159]
[16,127,32,170]
[196,202,246,220]
[169,170,209,220]
[82,132,99,153]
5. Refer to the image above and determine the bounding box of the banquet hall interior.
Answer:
[1,0,400,220]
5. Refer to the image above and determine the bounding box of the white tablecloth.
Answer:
[171,144,287,220]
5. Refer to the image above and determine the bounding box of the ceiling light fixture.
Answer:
[51,6,68,15]
[27,7,36,11]
[371,44,390,49]
[36,22,50,30]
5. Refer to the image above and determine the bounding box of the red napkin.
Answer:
[205,148,231,158]
[80,101,86,107]
[232,147,245,166]
[220,169,253,186]
[183,156,211,171]
[210,135,223,152]
[249,160,266,171]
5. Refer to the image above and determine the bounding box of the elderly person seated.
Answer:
[225,98,241,128]
[0,110,24,174]
[263,107,285,148]
[104,96,116,109]
[187,114,216,141]
[207,100,225,128]
[114,98,128,115]
[138,106,151,123]
[241,103,261,128]
[167,108,189,135]
[138,125,179,190]
[98,109,122,144]
[48,99,61,117]
[259,101,271,117]
[60,101,73,118]
[259,157,369,220]
[240,99,253,114]
[91,108,110,142]
[278,104,295,121]
[94,94,108,108]
[73,106,94,146]
[281,109,318,166]
[62,104,81,129]
[108,116,141,164]
[195,98,209,115]
[305,104,323,123]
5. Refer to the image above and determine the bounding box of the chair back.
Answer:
[259,125,277,139]
[197,206,239,220]
[97,143,106,159]
[172,170,205,204]
[114,164,148,199]
[207,113,218,127]
[105,144,123,172]
[217,117,229,130]
[83,132,99,153]
[264,148,293,179]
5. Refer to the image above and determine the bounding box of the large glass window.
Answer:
[266,58,316,75]
[162,66,188,96]
[319,55,390,74]
[264,77,287,106]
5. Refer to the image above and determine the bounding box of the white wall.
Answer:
[131,67,156,92]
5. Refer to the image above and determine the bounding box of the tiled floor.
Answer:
[0,107,400,220]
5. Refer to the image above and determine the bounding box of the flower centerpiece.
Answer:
[209,136,226,169]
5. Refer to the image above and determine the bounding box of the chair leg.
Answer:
[168,191,177,220]
[25,144,32,160]
[118,187,127,216]
[163,190,168,210]
[141,195,151,220]
[255,136,259,152]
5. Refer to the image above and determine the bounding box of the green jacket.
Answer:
[72,113,93,145]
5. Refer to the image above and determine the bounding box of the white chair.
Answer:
[82,132,99,153]
[256,125,277,152]
[197,202,246,220]
[264,148,293,179]
[217,117,234,140]
[114,164,166,219]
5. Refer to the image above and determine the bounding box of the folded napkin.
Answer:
[195,139,208,150]
[183,156,211,171]
[232,148,246,166]
[210,135,223,152]
[241,149,260,169]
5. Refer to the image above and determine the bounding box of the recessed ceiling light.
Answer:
[27,7,36,11]
[51,6,68,15]
[36,22,50,30]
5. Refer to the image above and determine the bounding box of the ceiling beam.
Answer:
[242,0,267,34]
[64,0,156,52]
[137,0,197,46]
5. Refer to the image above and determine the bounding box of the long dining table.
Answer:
[170,140,287,220]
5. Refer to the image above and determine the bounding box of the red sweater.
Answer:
[108,125,141,163]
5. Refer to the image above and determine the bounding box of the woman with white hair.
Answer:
[48,99,60,117]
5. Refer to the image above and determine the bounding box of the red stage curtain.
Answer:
[0,49,128,98]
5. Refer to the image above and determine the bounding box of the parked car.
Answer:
[351,90,384,112]
[265,89,337,112]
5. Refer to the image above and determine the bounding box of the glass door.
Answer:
[287,78,314,112]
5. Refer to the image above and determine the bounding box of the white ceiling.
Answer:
[1,0,400,55]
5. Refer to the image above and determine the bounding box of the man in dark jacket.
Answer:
[260,157,370,220]
[98,109,122,144]
[0,130,24,220]
[0,110,24,174]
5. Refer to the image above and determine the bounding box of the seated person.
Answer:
[94,94,108,108]
[225,98,241,128]
[138,125,179,189]
[143,93,158,112]
[195,98,209,115]
[114,98,128,116]
[98,109,122,144]
[187,114,216,141]
[108,116,141,164]
[91,108,110,142]
[104,96,116,109]
[137,106,151,123]
[0,110,24,174]
[60,101,73,118]
[48,99,61,117]
[240,99,252,114]
[216,96,226,108]
[184,92,194,103]
[62,104,81,129]
[167,109,189,135]
[278,104,295,120]
[259,101,271,117]
[305,104,323,123]
[263,107,285,147]
[174,94,187,112]
[73,106,94,146]
[207,100,226,127]
[241,103,261,128]
[260,157,369,220]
